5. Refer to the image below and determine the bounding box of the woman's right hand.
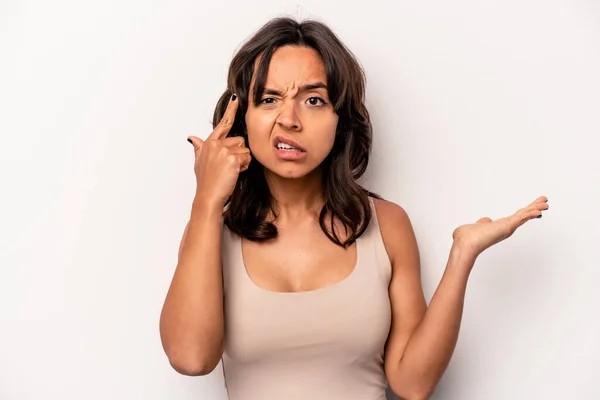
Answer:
[187,95,251,209]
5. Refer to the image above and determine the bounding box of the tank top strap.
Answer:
[363,196,393,283]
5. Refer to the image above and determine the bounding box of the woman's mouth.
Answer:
[276,142,303,152]
[274,141,307,161]
[272,135,307,161]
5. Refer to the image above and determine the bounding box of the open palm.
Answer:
[452,196,549,258]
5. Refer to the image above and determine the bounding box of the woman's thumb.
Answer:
[187,136,203,154]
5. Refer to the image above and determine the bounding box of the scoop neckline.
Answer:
[238,233,361,296]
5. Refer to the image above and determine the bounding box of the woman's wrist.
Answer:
[191,196,224,219]
[447,242,478,274]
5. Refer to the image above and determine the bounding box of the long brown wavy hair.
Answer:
[212,17,381,248]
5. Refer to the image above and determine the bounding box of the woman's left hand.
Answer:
[451,196,549,260]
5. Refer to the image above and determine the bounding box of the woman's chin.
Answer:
[264,164,321,180]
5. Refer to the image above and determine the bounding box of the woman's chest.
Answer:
[220,216,393,365]
[223,280,392,364]
[241,228,357,293]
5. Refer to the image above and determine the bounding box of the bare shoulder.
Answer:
[371,198,426,396]
[371,197,417,265]
[371,197,411,223]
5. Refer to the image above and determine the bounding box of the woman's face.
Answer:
[245,45,339,179]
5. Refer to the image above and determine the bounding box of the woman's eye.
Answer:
[307,97,326,106]
[259,97,326,106]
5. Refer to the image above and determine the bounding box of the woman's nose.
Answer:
[275,101,302,131]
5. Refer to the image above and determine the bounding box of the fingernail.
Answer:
[231,94,237,101]
[536,215,542,218]
[187,138,193,144]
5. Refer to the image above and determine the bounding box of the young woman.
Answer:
[159,17,549,400]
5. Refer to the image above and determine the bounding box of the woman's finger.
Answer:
[222,136,246,148]
[209,94,239,140]
[187,135,204,157]
[239,153,252,171]
[229,146,251,155]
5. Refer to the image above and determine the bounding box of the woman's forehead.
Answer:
[252,46,327,91]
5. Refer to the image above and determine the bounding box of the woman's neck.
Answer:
[264,168,325,222]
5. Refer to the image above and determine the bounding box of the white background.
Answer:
[1,1,599,399]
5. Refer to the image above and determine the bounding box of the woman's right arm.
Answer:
[159,199,225,376]
[159,94,250,376]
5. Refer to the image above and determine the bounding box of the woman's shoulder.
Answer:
[370,196,410,223]
[370,196,416,265]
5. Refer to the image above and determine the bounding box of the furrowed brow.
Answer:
[262,82,328,96]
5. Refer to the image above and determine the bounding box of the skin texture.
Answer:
[160,44,550,400]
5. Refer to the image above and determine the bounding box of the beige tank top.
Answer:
[220,197,392,400]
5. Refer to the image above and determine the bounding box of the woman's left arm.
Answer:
[377,196,549,400]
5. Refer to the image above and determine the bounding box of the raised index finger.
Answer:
[209,94,239,140]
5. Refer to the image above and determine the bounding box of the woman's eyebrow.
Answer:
[262,82,328,96]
